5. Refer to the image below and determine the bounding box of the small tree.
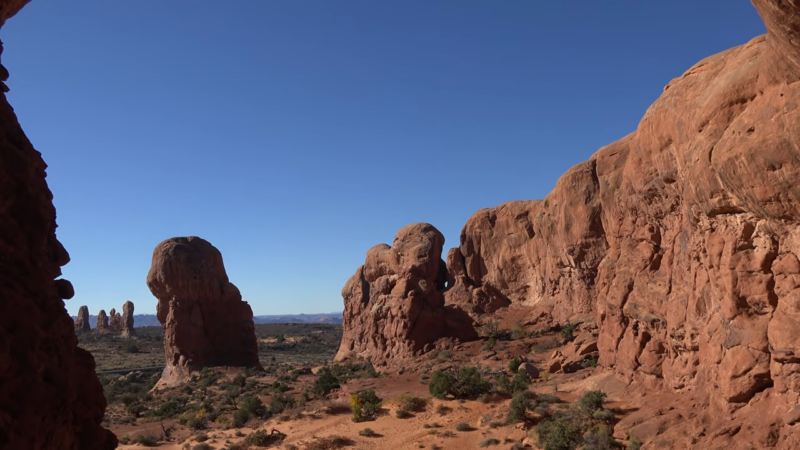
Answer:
[351,389,382,422]
[511,367,532,393]
[579,390,607,413]
[509,356,521,373]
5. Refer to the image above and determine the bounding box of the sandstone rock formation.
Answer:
[96,309,109,333]
[74,305,91,332]
[147,236,262,385]
[0,1,116,447]
[440,0,800,446]
[336,223,478,365]
[108,308,122,333]
[121,300,135,337]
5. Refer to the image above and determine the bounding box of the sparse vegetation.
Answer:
[244,428,286,447]
[429,366,492,400]
[511,367,532,393]
[478,437,501,447]
[359,428,377,437]
[509,356,521,373]
[531,338,562,354]
[396,409,412,418]
[350,389,382,423]
[507,391,536,424]
[456,422,472,431]
[396,394,427,412]
[559,322,577,343]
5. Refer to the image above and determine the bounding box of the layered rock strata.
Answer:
[336,223,478,365]
[146,236,262,386]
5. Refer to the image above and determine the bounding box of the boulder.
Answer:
[518,362,540,380]
[336,223,478,365]
[146,236,262,386]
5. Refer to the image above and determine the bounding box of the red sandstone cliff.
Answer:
[0,0,116,448]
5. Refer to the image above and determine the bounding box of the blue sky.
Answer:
[3,1,765,316]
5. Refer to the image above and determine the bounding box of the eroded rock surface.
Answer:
[121,300,135,337]
[96,310,109,333]
[336,223,478,365]
[440,0,800,446]
[108,307,122,333]
[146,236,262,386]
[0,1,116,447]
[74,305,90,332]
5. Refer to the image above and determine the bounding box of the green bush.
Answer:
[507,392,534,424]
[509,356,521,373]
[359,428,376,437]
[240,395,269,419]
[396,394,427,412]
[232,373,246,387]
[132,431,159,447]
[350,389,382,423]
[627,432,643,450]
[151,400,181,418]
[312,368,341,396]
[560,322,577,343]
[455,422,471,431]
[579,390,607,413]
[269,393,296,414]
[584,424,618,450]
[232,408,251,428]
[535,416,584,450]
[429,367,492,400]
[495,373,512,394]
[478,437,500,447]
[396,409,412,418]
[244,429,285,447]
[511,368,532,393]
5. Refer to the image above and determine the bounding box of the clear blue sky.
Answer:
[3,1,765,317]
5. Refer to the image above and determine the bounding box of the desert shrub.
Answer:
[269,393,296,414]
[535,416,584,450]
[215,414,230,425]
[179,408,208,430]
[478,437,500,447]
[482,337,497,351]
[196,369,221,388]
[195,433,209,442]
[455,422,471,431]
[584,424,618,450]
[507,392,535,424]
[435,404,450,415]
[511,368,532,393]
[429,367,492,400]
[560,322,577,343]
[495,373,512,394]
[232,408,251,428]
[240,395,269,419]
[125,403,146,418]
[627,432,643,450]
[350,389,382,423]
[118,434,130,445]
[132,431,159,447]
[508,356,521,373]
[192,444,211,450]
[582,358,599,368]
[269,381,291,393]
[396,409,412,418]
[152,400,182,418]
[537,394,561,404]
[592,409,615,422]
[123,342,139,354]
[510,321,526,340]
[232,373,246,387]
[579,391,607,413]
[359,428,376,437]
[396,394,427,412]
[244,429,286,447]
[312,368,341,396]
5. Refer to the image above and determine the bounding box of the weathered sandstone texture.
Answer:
[442,0,800,446]
[121,300,135,337]
[147,236,262,386]
[96,310,109,333]
[336,223,478,365]
[0,1,116,448]
[74,305,91,332]
[108,307,122,332]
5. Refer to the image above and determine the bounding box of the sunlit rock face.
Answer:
[147,236,262,386]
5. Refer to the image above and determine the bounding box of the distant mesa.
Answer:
[337,223,478,365]
[147,236,262,386]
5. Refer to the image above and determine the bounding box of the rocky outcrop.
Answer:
[74,305,91,332]
[336,223,478,365]
[441,0,800,446]
[96,310,109,333]
[108,308,122,333]
[146,236,262,386]
[0,0,116,447]
[121,300,135,337]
